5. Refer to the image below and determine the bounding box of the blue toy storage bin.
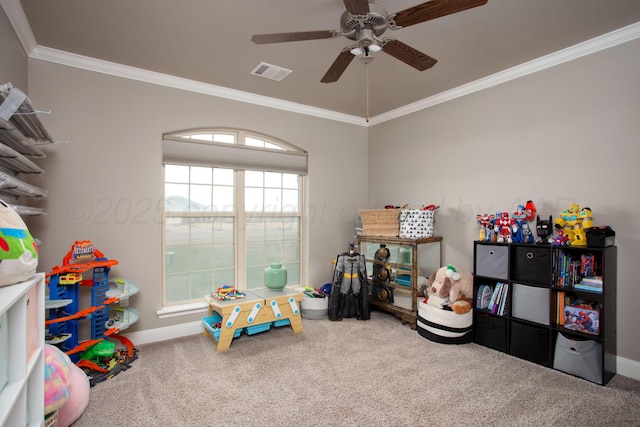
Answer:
[246,322,272,335]
[202,314,242,341]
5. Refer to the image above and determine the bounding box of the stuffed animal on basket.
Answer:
[421,265,473,314]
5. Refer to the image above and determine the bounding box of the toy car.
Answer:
[552,230,571,246]
[59,272,82,284]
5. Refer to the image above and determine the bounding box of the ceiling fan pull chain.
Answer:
[365,62,370,123]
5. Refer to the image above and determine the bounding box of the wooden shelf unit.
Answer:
[357,235,442,329]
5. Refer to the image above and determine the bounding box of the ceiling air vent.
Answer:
[250,62,292,81]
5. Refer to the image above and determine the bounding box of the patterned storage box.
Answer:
[399,209,434,239]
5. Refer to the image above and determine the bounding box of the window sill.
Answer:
[156,301,209,319]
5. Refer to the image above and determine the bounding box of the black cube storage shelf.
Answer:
[472,241,617,385]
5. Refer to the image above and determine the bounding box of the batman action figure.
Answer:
[328,242,370,321]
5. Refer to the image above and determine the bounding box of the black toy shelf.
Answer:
[472,241,617,385]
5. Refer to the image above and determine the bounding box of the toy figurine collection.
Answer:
[476,201,597,246]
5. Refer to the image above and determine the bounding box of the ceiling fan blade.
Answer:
[392,0,488,28]
[321,50,355,83]
[251,30,336,44]
[343,0,370,15]
[382,39,437,71]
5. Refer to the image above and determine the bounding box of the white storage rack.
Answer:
[0,83,57,426]
[0,83,55,216]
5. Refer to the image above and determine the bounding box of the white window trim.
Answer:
[157,129,307,318]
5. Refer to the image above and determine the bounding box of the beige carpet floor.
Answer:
[71,311,640,426]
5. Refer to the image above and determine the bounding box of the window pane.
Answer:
[282,189,298,212]
[190,185,212,211]
[265,218,283,240]
[246,241,266,266]
[264,141,282,150]
[213,217,234,242]
[213,168,234,185]
[213,243,234,269]
[165,165,189,183]
[283,239,300,261]
[190,218,213,244]
[264,172,281,188]
[246,266,264,289]
[166,273,190,303]
[214,269,235,288]
[286,262,300,285]
[213,186,234,212]
[282,174,298,189]
[165,184,189,212]
[245,170,263,187]
[190,245,213,270]
[283,217,300,239]
[245,188,264,212]
[191,167,212,184]
[245,137,264,148]
[190,134,213,141]
[213,133,235,144]
[245,218,265,241]
[264,188,282,212]
[191,271,213,298]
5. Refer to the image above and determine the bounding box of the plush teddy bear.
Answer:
[420,264,473,314]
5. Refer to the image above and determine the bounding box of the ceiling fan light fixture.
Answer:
[368,43,382,52]
[350,46,363,56]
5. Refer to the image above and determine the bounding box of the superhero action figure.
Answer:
[328,242,370,321]
[495,212,514,243]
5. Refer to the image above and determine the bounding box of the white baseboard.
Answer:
[616,356,640,381]
[121,322,640,382]
[122,320,203,346]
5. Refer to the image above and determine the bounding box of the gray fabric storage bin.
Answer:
[512,283,549,325]
[553,333,603,384]
[475,244,508,280]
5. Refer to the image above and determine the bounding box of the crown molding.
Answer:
[370,21,640,125]
[29,46,366,126]
[0,0,37,54]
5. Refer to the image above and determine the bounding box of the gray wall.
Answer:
[2,15,639,368]
[0,6,27,90]
[368,38,640,363]
[25,60,368,333]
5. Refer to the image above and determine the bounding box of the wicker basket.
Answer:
[358,209,400,237]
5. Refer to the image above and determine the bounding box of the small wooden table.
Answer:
[203,287,303,351]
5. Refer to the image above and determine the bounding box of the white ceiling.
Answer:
[11,0,640,121]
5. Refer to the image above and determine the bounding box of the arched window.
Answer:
[161,129,307,308]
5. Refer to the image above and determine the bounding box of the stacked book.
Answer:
[487,282,509,316]
[574,276,603,293]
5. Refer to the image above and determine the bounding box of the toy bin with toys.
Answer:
[417,299,473,344]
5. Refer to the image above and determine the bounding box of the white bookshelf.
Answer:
[0,273,45,427]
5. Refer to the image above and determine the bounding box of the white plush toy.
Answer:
[0,199,38,286]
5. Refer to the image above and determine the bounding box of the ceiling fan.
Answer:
[251,0,488,83]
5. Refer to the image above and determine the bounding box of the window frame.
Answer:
[158,129,307,316]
